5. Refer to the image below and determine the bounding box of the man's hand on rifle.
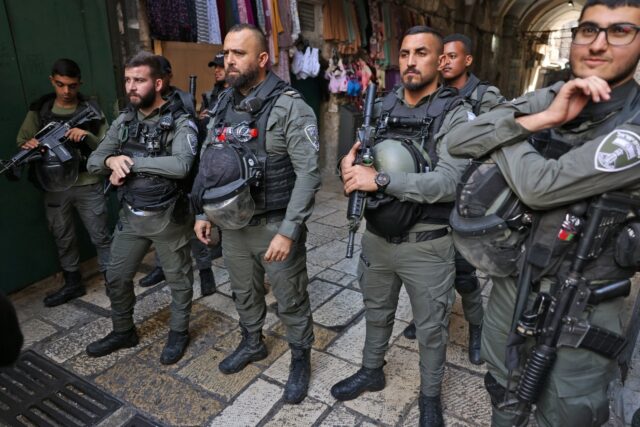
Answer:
[65,127,88,142]
[341,141,377,195]
[21,138,39,150]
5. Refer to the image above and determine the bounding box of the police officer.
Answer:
[85,52,198,365]
[447,0,640,425]
[193,24,320,404]
[439,33,503,365]
[331,26,472,426]
[403,34,505,365]
[137,56,219,296]
[199,52,228,119]
[16,58,110,307]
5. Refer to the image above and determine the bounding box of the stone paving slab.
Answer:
[264,350,360,405]
[96,356,222,426]
[313,288,364,329]
[209,378,282,426]
[318,404,362,426]
[308,279,343,310]
[326,316,408,366]
[20,318,58,348]
[440,367,492,426]
[263,397,328,427]
[308,240,355,269]
[178,348,261,401]
[65,317,167,377]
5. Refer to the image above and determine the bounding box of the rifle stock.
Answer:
[345,83,377,258]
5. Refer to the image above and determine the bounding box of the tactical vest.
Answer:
[115,92,191,211]
[364,86,462,238]
[458,74,490,117]
[209,72,296,212]
[452,80,640,280]
[32,93,103,172]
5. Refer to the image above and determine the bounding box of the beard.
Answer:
[226,64,260,92]
[128,89,156,110]
[402,68,432,92]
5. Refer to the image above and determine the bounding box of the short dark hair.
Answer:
[443,34,473,55]
[401,26,444,53]
[227,24,268,53]
[124,51,163,80]
[51,58,81,79]
[579,0,640,20]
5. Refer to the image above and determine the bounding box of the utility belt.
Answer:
[247,209,286,226]
[367,222,449,244]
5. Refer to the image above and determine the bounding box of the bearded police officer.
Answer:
[331,26,472,426]
[192,24,320,404]
[16,58,110,307]
[86,52,197,365]
[137,56,219,296]
[447,0,640,425]
[403,33,505,365]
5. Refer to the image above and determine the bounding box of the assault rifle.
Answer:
[0,103,100,176]
[345,83,376,258]
[512,192,640,423]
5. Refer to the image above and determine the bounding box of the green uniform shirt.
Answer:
[16,103,107,186]
[447,80,640,210]
[374,86,473,231]
[87,106,196,180]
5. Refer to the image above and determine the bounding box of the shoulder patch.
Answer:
[304,124,320,151]
[187,133,198,155]
[187,120,199,132]
[595,129,640,172]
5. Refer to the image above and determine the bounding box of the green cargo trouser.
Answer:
[222,221,314,348]
[482,275,622,427]
[460,286,484,325]
[359,229,455,396]
[44,182,112,272]
[106,209,193,333]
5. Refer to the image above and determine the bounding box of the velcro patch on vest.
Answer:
[304,124,320,151]
[594,129,640,172]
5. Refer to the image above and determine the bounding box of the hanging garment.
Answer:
[208,0,222,44]
[256,0,266,31]
[237,0,248,23]
[196,0,210,43]
[147,0,197,42]
[274,50,292,83]
[278,0,293,49]
[290,0,301,41]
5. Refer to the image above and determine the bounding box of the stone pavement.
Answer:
[7,174,639,426]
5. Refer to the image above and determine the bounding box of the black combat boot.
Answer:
[160,330,190,365]
[199,268,216,296]
[283,345,311,404]
[468,323,483,365]
[418,392,444,427]
[43,270,85,307]
[218,327,268,374]
[403,321,417,340]
[138,266,165,287]
[330,365,385,401]
[86,328,139,357]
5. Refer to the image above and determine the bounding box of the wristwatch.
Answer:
[374,172,390,192]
